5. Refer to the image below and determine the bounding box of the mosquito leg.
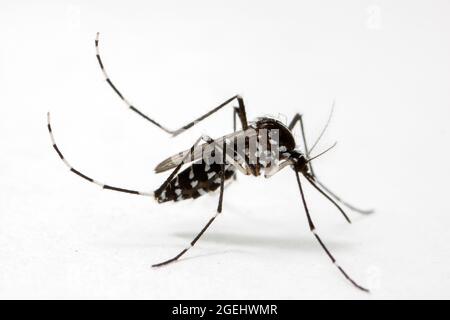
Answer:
[232,108,238,180]
[95,33,248,136]
[171,95,249,136]
[310,178,374,214]
[47,113,153,197]
[152,140,228,267]
[304,175,351,223]
[233,107,238,132]
[153,135,205,199]
[294,171,369,292]
[95,33,173,134]
[289,113,315,176]
[230,106,243,181]
[290,113,373,214]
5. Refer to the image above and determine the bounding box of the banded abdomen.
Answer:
[154,161,236,203]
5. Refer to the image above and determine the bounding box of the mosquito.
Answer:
[47,33,374,292]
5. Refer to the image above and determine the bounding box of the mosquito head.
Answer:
[289,142,337,175]
[288,150,310,174]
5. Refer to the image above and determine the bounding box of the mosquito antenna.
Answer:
[308,100,335,156]
[306,142,337,163]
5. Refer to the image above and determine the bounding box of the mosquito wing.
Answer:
[154,128,256,173]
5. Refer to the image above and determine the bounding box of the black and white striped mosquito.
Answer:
[47,33,374,292]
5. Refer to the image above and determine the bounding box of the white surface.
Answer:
[1,0,450,299]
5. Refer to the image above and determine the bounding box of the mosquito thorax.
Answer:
[244,117,297,174]
[253,117,296,150]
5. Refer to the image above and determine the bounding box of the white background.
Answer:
[1,0,449,299]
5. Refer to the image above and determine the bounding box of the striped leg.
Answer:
[310,178,374,214]
[289,113,373,215]
[95,33,249,136]
[152,140,228,267]
[289,113,315,176]
[295,171,369,292]
[47,113,153,197]
[154,135,206,199]
[304,175,351,223]
[232,107,240,180]
[289,113,351,223]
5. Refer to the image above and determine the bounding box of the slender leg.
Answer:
[153,135,205,198]
[289,113,373,215]
[263,157,351,223]
[47,113,153,197]
[232,107,239,180]
[170,95,248,136]
[229,108,242,181]
[289,113,315,176]
[95,33,248,136]
[295,171,369,292]
[152,140,228,267]
[304,175,351,223]
[233,107,238,132]
[310,178,374,214]
[290,113,350,223]
[290,104,333,174]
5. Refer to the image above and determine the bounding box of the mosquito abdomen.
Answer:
[154,161,236,203]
